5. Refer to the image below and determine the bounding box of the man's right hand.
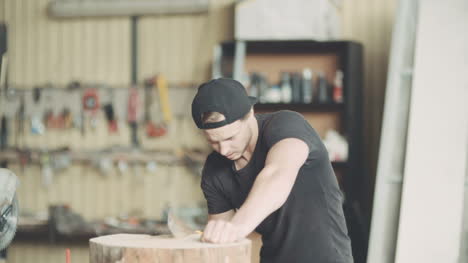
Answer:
[202,219,246,244]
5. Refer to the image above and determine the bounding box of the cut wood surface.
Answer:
[89,234,251,263]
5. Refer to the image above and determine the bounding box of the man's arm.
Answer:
[202,209,236,242]
[208,209,235,221]
[202,138,309,243]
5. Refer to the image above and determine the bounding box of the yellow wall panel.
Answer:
[342,0,397,212]
[2,0,130,85]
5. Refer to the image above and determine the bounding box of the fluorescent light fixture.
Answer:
[48,0,210,18]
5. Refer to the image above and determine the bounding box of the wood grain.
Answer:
[89,234,251,263]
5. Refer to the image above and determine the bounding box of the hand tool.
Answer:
[30,87,45,135]
[102,88,118,134]
[127,86,140,147]
[144,76,166,138]
[15,94,25,146]
[44,109,55,129]
[0,116,7,150]
[103,104,118,133]
[156,75,172,124]
[67,82,85,135]
[167,208,202,239]
[31,115,45,135]
[83,88,100,131]
[32,86,42,103]
[62,108,73,129]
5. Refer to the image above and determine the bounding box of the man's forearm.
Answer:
[230,165,296,237]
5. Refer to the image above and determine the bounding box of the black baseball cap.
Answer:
[191,78,257,129]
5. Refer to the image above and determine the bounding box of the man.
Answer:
[191,78,353,263]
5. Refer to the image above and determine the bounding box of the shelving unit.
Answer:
[254,102,345,112]
[217,40,368,263]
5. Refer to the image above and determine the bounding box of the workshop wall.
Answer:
[0,0,397,262]
[1,0,234,262]
[0,0,233,215]
[341,0,397,213]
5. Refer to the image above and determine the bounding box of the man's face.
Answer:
[203,119,251,161]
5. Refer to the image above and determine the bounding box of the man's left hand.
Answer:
[201,220,246,243]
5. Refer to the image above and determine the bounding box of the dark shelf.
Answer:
[254,102,344,112]
[221,40,359,56]
[220,40,366,263]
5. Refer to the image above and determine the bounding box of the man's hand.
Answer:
[201,220,246,243]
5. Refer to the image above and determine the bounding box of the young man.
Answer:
[191,78,353,263]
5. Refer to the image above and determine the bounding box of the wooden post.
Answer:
[89,234,251,263]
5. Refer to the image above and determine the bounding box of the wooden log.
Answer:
[89,234,251,263]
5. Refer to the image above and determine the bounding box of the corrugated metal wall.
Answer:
[0,0,234,85]
[0,0,396,262]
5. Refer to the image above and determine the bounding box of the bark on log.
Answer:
[89,234,251,263]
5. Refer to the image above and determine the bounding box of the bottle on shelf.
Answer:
[302,68,313,104]
[333,70,344,103]
[317,71,329,103]
[267,85,282,103]
[249,72,270,103]
[290,72,302,103]
[280,72,292,103]
[249,73,260,98]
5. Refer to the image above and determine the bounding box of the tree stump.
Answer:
[89,234,251,263]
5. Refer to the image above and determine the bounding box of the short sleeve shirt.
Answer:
[201,110,353,263]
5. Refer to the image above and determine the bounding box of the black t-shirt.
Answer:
[201,110,353,263]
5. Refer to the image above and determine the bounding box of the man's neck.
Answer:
[235,115,258,169]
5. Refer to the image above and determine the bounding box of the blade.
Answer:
[167,208,195,238]
[0,168,19,250]
[0,194,18,250]
[0,168,18,207]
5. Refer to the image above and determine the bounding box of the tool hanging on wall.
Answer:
[61,108,73,129]
[33,86,42,103]
[42,88,60,131]
[44,109,59,129]
[65,81,84,134]
[40,152,53,187]
[82,88,100,131]
[102,88,118,134]
[156,75,172,125]
[144,76,166,138]
[127,86,140,147]
[30,86,45,135]
[31,115,45,135]
[15,94,25,147]
[0,116,7,150]
[103,104,118,134]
